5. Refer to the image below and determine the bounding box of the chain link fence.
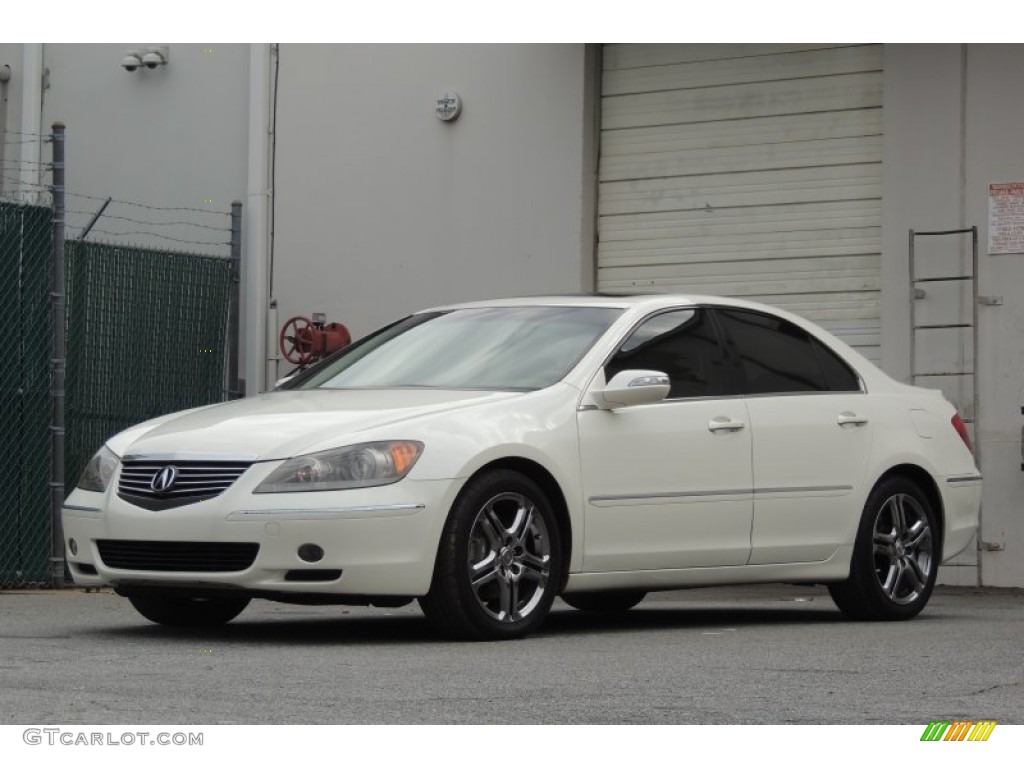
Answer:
[0,202,53,587]
[1,123,239,589]
[64,241,235,493]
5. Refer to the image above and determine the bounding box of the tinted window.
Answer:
[606,309,728,398]
[814,340,861,392]
[715,309,859,394]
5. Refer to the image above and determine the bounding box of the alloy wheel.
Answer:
[466,492,552,623]
[872,492,933,605]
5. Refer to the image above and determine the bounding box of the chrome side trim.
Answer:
[589,485,852,506]
[226,503,426,521]
[946,475,983,484]
[754,485,853,495]
[590,489,751,506]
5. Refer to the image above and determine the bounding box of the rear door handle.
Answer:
[837,412,869,427]
[708,417,746,433]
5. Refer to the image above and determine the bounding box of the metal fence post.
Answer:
[49,122,66,586]
[228,201,243,399]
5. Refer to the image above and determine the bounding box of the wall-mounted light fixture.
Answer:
[121,46,169,72]
[436,91,462,122]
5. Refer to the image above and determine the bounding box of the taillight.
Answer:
[951,413,973,453]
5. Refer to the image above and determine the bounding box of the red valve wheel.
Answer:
[279,315,316,366]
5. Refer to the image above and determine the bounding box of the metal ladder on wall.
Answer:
[909,226,1009,571]
[908,226,985,576]
[908,227,984,461]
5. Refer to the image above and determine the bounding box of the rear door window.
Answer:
[714,308,860,394]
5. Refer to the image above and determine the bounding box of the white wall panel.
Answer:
[273,44,591,346]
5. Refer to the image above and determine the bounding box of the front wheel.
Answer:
[829,477,939,621]
[128,592,251,627]
[420,469,562,640]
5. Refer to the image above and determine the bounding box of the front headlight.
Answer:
[254,441,424,493]
[77,445,120,492]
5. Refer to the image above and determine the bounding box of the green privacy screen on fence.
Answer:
[64,240,234,497]
[0,202,53,587]
[1,202,234,588]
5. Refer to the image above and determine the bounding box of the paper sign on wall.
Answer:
[988,182,1024,254]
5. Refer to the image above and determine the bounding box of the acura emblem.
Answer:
[151,465,178,493]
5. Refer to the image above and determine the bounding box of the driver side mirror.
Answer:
[592,370,671,410]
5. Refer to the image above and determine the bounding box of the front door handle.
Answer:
[837,411,869,427]
[708,417,746,433]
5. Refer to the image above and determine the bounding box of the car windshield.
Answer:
[296,306,621,391]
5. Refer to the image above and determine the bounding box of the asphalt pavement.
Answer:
[0,584,1020,724]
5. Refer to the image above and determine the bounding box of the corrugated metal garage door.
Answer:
[597,44,883,361]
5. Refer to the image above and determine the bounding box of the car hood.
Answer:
[109,388,525,461]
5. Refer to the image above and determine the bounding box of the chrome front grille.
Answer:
[117,460,253,511]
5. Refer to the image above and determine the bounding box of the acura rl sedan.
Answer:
[63,295,981,640]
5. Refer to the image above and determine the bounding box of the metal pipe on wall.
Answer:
[19,44,43,202]
[245,43,272,395]
[0,64,11,184]
[229,201,243,399]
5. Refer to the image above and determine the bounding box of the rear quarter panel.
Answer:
[858,389,980,560]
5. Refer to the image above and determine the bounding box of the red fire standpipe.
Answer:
[279,314,351,368]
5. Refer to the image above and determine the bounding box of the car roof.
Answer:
[423,293,776,314]
[422,293,894,392]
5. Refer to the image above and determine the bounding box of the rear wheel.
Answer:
[829,477,938,620]
[128,592,251,627]
[420,469,561,640]
[561,590,646,612]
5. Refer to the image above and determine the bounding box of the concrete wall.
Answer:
[964,45,1024,588]
[882,44,1024,587]
[270,44,594,379]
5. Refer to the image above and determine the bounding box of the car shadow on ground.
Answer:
[80,603,857,646]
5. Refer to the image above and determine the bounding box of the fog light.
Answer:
[68,539,78,556]
[297,543,324,563]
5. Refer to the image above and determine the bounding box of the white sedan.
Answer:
[63,295,981,640]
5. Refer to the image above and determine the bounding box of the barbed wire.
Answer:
[67,190,229,217]
[0,159,51,167]
[65,208,230,233]
[0,172,51,191]
[0,129,51,138]
[81,227,230,248]
[3,161,234,250]
[0,201,233,249]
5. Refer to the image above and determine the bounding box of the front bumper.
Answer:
[62,463,458,597]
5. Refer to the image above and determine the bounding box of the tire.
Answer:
[128,592,251,627]
[419,469,562,641]
[561,591,646,612]
[829,476,939,621]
